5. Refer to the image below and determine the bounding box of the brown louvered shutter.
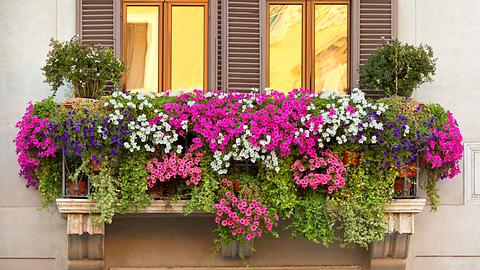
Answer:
[77,0,119,49]
[218,0,262,92]
[217,0,224,90]
[77,0,121,92]
[353,0,397,98]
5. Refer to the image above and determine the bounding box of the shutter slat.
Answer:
[79,0,115,49]
[79,0,117,93]
[359,0,395,99]
[218,0,261,91]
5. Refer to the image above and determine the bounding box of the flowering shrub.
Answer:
[424,112,463,179]
[291,150,346,193]
[376,97,431,168]
[14,88,464,249]
[165,89,384,175]
[214,178,279,241]
[146,150,203,187]
[15,103,56,188]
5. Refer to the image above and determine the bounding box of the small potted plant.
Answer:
[42,36,125,106]
[360,39,437,97]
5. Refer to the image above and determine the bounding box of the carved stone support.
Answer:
[221,240,254,258]
[66,213,105,270]
[369,199,426,270]
[370,233,409,270]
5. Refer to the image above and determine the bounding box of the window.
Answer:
[267,0,350,94]
[122,0,208,93]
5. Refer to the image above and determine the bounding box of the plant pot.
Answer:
[234,179,241,193]
[394,176,412,197]
[342,150,360,166]
[68,179,88,196]
[148,181,177,199]
[91,158,101,174]
[63,97,99,110]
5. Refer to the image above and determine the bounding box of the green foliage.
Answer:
[185,154,221,213]
[257,157,298,218]
[37,157,62,206]
[289,192,335,245]
[42,37,126,98]
[360,39,437,97]
[330,151,396,247]
[88,154,151,223]
[33,97,57,119]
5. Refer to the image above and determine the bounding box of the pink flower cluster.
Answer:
[214,179,279,241]
[424,112,463,179]
[146,150,203,187]
[14,103,56,188]
[291,150,346,193]
[164,90,324,157]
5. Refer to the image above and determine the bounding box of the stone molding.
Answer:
[56,198,426,270]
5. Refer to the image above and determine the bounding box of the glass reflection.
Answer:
[171,6,204,91]
[126,6,159,93]
[314,5,348,93]
[269,4,303,93]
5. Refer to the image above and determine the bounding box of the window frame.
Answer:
[266,0,351,92]
[122,0,209,92]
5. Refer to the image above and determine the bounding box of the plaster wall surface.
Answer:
[0,0,75,269]
[398,0,480,269]
[104,217,368,269]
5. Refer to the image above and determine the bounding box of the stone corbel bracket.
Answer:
[370,198,426,270]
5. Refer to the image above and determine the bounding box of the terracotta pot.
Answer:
[148,181,177,199]
[234,179,241,193]
[68,179,88,196]
[342,150,360,166]
[91,158,101,173]
[63,97,99,110]
[394,176,412,197]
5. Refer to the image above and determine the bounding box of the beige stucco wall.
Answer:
[0,0,75,269]
[398,0,480,269]
[105,217,369,269]
[1,0,480,269]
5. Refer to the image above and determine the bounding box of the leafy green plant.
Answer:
[185,154,221,213]
[360,39,437,97]
[37,157,62,206]
[42,36,125,98]
[88,154,151,223]
[289,192,335,245]
[257,157,298,218]
[330,151,396,247]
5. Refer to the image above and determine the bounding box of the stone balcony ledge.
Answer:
[56,198,426,270]
[56,198,426,234]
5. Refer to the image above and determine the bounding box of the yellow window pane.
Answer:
[126,6,159,93]
[314,5,348,94]
[171,6,204,91]
[269,5,303,93]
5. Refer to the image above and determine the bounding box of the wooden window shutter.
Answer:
[352,0,397,98]
[218,0,263,92]
[77,0,121,51]
[77,0,121,92]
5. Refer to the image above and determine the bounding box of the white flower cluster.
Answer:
[124,112,179,153]
[316,89,387,145]
[101,91,181,153]
[210,129,280,175]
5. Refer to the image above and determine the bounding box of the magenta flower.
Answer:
[292,150,346,193]
[14,103,56,188]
